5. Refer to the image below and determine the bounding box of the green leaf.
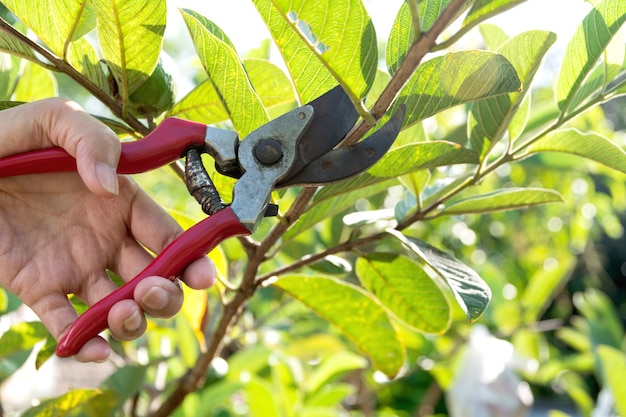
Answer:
[181,8,269,137]
[0,30,38,63]
[252,0,335,102]
[244,58,296,110]
[269,0,377,99]
[574,289,624,349]
[394,51,521,128]
[35,338,56,369]
[525,128,626,174]
[273,275,406,377]
[0,321,49,359]
[520,255,575,323]
[67,37,109,94]
[245,377,282,417]
[21,388,117,417]
[468,30,556,155]
[478,23,510,50]
[463,0,527,29]
[440,187,563,215]
[386,1,453,74]
[92,0,166,101]
[306,383,355,408]
[2,0,90,57]
[386,3,413,76]
[13,61,57,101]
[312,141,478,205]
[356,254,450,333]
[305,351,367,393]
[597,345,626,417]
[168,80,228,124]
[387,230,491,322]
[556,0,626,112]
[0,53,20,101]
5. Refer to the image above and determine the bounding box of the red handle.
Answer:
[0,118,208,177]
[56,207,250,357]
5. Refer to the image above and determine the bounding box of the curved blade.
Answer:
[279,105,405,188]
[286,85,360,178]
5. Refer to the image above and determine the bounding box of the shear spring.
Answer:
[184,148,226,215]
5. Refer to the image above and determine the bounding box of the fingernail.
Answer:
[142,287,168,311]
[123,309,142,332]
[95,162,119,195]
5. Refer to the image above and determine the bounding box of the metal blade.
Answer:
[278,105,405,188]
[285,85,360,178]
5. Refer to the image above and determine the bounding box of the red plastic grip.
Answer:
[0,117,208,177]
[56,207,250,357]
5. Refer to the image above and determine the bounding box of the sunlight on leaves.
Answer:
[271,0,377,99]
[2,0,92,57]
[181,8,269,137]
[92,0,166,100]
[252,0,336,103]
[21,388,117,417]
[386,1,453,75]
[182,285,208,346]
[13,61,57,101]
[556,0,626,113]
[0,321,49,360]
[274,275,406,377]
[168,79,229,124]
[463,0,527,29]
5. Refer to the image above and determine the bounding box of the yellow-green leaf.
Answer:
[67,37,109,95]
[387,230,491,322]
[252,0,335,103]
[394,51,521,128]
[2,0,91,57]
[468,30,556,155]
[181,8,269,137]
[92,0,166,101]
[13,61,57,101]
[269,0,377,99]
[556,0,626,112]
[441,188,563,215]
[597,345,626,417]
[356,254,450,333]
[526,128,626,174]
[273,275,406,377]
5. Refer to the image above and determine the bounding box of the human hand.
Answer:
[0,99,216,362]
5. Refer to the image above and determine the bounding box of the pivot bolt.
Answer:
[254,139,283,165]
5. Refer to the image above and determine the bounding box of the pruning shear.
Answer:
[0,86,404,357]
